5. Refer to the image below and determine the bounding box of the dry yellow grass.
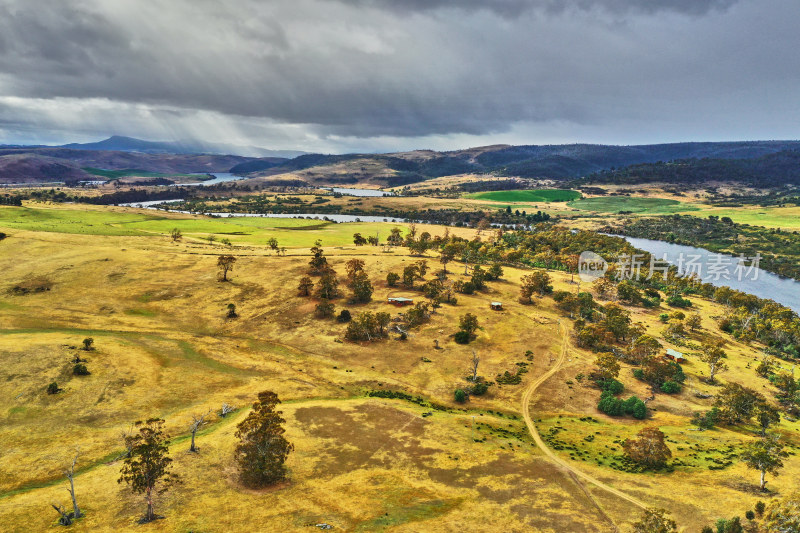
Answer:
[0,206,798,532]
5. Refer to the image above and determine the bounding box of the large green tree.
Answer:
[235,391,294,488]
[623,427,671,470]
[740,434,788,491]
[118,419,178,523]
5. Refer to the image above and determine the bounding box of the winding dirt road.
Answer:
[521,319,648,511]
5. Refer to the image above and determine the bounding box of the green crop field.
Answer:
[567,196,698,214]
[82,167,201,180]
[465,189,581,203]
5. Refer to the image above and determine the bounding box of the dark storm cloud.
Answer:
[332,0,739,17]
[0,0,797,150]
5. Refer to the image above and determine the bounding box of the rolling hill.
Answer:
[246,140,800,187]
[0,154,91,184]
[58,135,307,159]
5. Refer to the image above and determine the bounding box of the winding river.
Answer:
[620,236,800,313]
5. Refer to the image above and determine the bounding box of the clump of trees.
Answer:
[622,427,671,470]
[519,271,552,303]
[455,351,490,401]
[455,313,479,344]
[345,312,391,341]
[234,391,294,488]
[118,418,179,523]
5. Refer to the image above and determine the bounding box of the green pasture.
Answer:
[82,167,200,180]
[0,206,409,247]
[465,189,581,203]
[567,196,698,214]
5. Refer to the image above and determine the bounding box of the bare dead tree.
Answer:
[220,403,235,418]
[470,350,480,382]
[189,410,212,452]
[51,504,72,526]
[65,452,82,519]
[120,424,135,459]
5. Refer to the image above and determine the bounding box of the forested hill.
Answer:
[249,141,800,184]
[580,150,800,187]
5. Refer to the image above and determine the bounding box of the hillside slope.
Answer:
[0,154,91,184]
[250,140,800,186]
[0,148,256,179]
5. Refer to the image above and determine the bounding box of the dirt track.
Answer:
[521,319,648,511]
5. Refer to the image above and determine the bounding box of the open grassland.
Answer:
[465,189,581,203]
[691,204,800,230]
[0,204,450,247]
[0,204,798,531]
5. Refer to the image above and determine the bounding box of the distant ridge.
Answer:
[247,140,800,185]
[58,135,307,159]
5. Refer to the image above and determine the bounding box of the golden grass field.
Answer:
[1,203,798,532]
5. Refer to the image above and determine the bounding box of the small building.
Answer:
[388,297,413,306]
[665,348,685,363]
[490,301,503,311]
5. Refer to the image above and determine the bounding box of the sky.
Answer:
[0,0,798,154]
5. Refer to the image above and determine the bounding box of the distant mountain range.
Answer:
[243,140,800,187]
[56,135,308,159]
[1,137,799,186]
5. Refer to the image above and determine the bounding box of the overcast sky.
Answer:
[0,0,798,153]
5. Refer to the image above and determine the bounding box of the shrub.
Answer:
[73,363,90,376]
[633,368,645,380]
[315,301,335,319]
[754,501,765,517]
[691,407,720,429]
[627,397,648,419]
[661,381,681,394]
[46,382,60,395]
[459,282,476,295]
[598,378,624,395]
[454,330,471,344]
[470,380,490,396]
[10,276,53,294]
[667,295,692,308]
[454,389,467,403]
[745,510,755,521]
[658,313,670,323]
[598,391,624,416]
[337,310,352,323]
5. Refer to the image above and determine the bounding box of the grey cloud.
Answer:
[0,0,797,150]
[328,0,739,17]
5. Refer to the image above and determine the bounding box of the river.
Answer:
[620,236,800,313]
[178,172,248,186]
[328,187,392,197]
